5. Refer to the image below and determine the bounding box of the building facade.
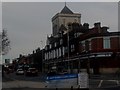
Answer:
[31,5,120,75]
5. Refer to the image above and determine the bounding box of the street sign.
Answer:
[47,74,78,80]
[78,72,89,88]
[46,74,78,88]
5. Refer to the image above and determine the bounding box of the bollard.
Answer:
[77,85,80,90]
[71,86,73,90]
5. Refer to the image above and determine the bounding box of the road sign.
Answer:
[46,74,78,88]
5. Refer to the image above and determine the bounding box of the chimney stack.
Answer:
[83,23,89,29]
[94,22,101,29]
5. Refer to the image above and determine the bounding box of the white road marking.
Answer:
[107,80,119,85]
[98,80,103,88]
[116,80,119,85]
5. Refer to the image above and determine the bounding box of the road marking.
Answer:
[108,80,117,82]
[107,80,119,85]
[98,80,103,88]
[116,80,119,85]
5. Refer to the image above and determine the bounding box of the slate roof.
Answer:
[60,5,73,14]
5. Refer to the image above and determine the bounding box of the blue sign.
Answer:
[47,74,78,80]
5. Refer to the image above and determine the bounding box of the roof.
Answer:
[60,5,73,14]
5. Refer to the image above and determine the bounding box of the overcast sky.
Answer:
[2,2,118,63]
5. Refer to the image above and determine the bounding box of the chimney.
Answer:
[94,22,101,29]
[83,23,89,29]
[101,26,109,33]
[94,22,101,33]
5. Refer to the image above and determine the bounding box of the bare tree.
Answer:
[0,29,10,55]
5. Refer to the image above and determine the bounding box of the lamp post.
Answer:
[40,40,44,72]
[67,26,71,73]
[77,53,80,73]
[86,51,90,74]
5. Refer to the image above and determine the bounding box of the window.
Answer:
[71,44,75,52]
[63,47,65,56]
[47,53,48,60]
[74,33,77,38]
[68,23,72,30]
[56,49,58,58]
[45,46,47,50]
[65,46,68,53]
[50,44,51,49]
[89,40,91,50]
[53,50,55,58]
[51,50,53,59]
[49,52,51,59]
[57,48,59,58]
[59,48,61,57]
[54,50,56,58]
[60,39,63,45]
[103,37,110,49]
[81,41,85,52]
[45,53,46,60]
[46,53,48,60]
[63,19,66,25]
[74,32,82,38]
[55,43,57,47]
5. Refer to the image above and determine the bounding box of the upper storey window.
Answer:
[103,37,110,49]
[60,39,63,45]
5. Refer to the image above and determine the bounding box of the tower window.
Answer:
[63,19,66,25]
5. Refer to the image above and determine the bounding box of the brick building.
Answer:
[43,5,120,74]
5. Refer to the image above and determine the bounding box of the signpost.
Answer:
[78,72,89,88]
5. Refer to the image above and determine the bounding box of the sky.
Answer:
[2,2,118,63]
[1,0,120,2]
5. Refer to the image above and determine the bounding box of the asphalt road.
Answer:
[2,72,47,88]
[2,72,120,89]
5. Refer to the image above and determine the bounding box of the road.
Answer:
[2,72,47,88]
[90,74,120,88]
[2,72,120,90]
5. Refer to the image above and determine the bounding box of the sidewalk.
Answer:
[2,73,14,82]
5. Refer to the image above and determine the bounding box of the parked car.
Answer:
[16,69,24,75]
[25,68,38,76]
[47,70,57,76]
[8,68,14,73]
[58,70,68,75]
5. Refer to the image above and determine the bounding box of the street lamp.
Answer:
[40,40,44,72]
[67,24,72,73]
[77,53,80,73]
[86,51,90,74]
